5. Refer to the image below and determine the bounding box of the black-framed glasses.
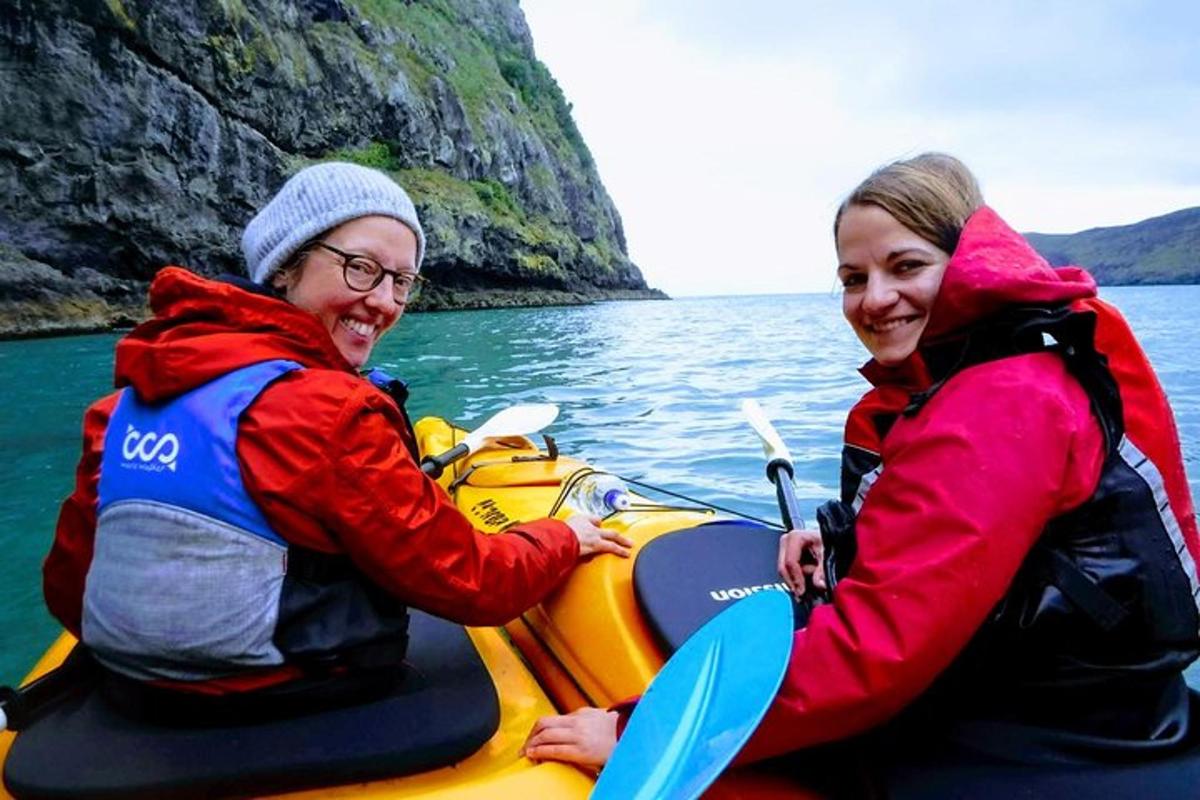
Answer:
[306,241,424,303]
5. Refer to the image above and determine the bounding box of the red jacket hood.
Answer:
[114,267,353,402]
[861,207,1097,387]
[924,206,1097,341]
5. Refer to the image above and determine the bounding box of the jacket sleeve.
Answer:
[43,393,120,636]
[239,377,580,627]
[737,354,1106,763]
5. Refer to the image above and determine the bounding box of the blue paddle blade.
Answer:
[591,590,794,800]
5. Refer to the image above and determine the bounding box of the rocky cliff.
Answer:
[0,0,662,337]
[1026,207,1200,286]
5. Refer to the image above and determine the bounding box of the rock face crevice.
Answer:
[0,0,661,337]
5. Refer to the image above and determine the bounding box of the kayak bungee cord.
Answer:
[547,466,784,529]
[616,475,785,530]
[430,414,791,530]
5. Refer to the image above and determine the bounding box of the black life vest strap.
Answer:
[364,368,420,462]
[285,547,359,583]
[282,547,410,669]
[1031,545,1132,632]
[816,499,858,595]
[904,305,1130,631]
[321,638,411,672]
[906,305,1124,457]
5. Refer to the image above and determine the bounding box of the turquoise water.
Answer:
[3,287,1199,686]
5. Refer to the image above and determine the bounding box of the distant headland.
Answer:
[1025,206,1200,285]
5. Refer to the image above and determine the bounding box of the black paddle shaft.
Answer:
[766,458,826,603]
[765,458,803,531]
[420,442,469,479]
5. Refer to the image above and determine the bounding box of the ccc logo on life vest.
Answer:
[121,424,180,472]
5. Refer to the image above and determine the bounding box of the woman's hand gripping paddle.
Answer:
[590,590,794,800]
[743,398,831,600]
[420,403,559,478]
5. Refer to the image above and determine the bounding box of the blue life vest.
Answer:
[83,360,409,681]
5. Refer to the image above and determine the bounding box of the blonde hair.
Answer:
[834,153,984,254]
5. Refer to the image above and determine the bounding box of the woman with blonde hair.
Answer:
[524,153,1200,793]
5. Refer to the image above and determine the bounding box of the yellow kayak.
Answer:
[414,416,719,708]
[414,418,816,798]
[0,623,591,799]
[0,414,938,800]
[2,414,780,800]
[0,420,604,800]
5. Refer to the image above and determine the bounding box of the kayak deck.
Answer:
[1,624,592,799]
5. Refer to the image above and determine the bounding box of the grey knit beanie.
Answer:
[242,162,426,284]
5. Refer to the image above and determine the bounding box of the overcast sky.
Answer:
[519,1,1200,296]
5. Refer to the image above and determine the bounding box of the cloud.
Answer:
[520,0,1200,295]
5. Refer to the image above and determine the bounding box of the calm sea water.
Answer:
[2,287,1198,686]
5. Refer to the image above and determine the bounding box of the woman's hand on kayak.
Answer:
[520,706,618,770]
[778,528,825,597]
[566,515,634,559]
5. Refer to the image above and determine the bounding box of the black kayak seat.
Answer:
[633,520,810,654]
[3,611,500,800]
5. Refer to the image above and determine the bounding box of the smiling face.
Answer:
[836,203,951,366]
[275,215,419,368]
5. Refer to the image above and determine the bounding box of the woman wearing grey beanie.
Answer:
[43,162,631,721]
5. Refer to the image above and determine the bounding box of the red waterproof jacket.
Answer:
[45,268,580,651]
[738,207,1200,762]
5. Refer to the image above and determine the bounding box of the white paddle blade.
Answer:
[463,403,559,452]
[740,398,793,464]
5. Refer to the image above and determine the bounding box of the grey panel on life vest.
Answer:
[83,499,287,680]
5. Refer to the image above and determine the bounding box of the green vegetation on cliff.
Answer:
[325,140,627,294]
[1026,207,1200,285]
[352,0,593,167]
[0,0,658,335]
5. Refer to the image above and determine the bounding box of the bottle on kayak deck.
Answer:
[565,473,632,517]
